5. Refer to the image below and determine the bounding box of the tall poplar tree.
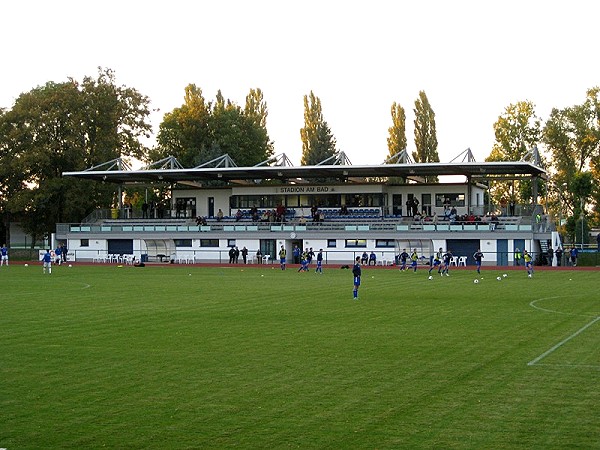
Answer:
[413,91,439,182]
[387,102,407,160]
[300,91,337,166]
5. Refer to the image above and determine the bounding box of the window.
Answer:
[80,239,89,247]
[345,239,367,248]
[376,239,395,248]
[200,239,219,247]
[227,239,236,247]
[435,193,465,207]
[174,239,192,247]
[327,239,337,248]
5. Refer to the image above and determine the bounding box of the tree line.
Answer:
[0,67,598,246]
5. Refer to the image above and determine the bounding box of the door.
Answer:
[208,197,214,218]
[392,194,402,216]
[497,239,508,266]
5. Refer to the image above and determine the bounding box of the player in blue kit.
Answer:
[398,249,409,271]
[429,247,443,275]
[315,249,323,274]
[0,244,8,267]
[473,249,484,274]
[41,249,52,274]
[352,256,361,300]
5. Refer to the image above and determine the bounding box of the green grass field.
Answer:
[1,263,599,449]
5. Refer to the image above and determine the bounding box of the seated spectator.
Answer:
[216,209,224,222]
[260,211,269,222]
[340,205,349,215]
[298,215,307,224]
[196,216,207,226]
[361,252,369,265]
[369,251,377,266]
[235,209,243,222]
[250,206,259,222]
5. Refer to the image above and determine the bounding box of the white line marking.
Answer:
[527,316,600,366]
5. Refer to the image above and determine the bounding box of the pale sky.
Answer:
[3,0,599,166]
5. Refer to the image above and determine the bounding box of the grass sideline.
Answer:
[1,263,599,449]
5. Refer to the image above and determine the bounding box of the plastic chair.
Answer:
[458,256,467,266]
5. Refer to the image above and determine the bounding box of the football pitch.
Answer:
[1,263,598,449]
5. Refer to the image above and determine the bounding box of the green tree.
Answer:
[387,102,407,160]
[412,91,439,182]
[300,91,337,166]
[0,68,152,246]
[485,101,543,209]
[543,87,600,229]
[151,85,273,168]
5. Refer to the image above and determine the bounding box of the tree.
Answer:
[0,67,152,246]
[412,91,439,182]
[387,102,407,160]
[543,87,600,229]
[151,85,274,168]
[300,91,337,166]
[485,101,543,209]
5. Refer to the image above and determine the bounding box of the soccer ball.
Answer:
[428,275,433,280]
[473,279,479,284]
[502,274,507,278]
[24,263,28,267]
[497,276,502,281]
[528,274,532,278]
[68,264,72,268]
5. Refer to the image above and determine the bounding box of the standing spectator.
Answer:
[597,233,600,252]
[61,243,68,263]
[0,244,8,267]
[352,256,362,300]
[547,247,554,266]
[412,197,420,216]
[234,246,240,264]
[241,246,248,264]
[310,204,318,219]
[228,247,236,264]
[142,202,149,218]
[514,248,522,266]
[555,246,563,266]
[216,209,224,221]
[292,245,301,264]
[509,198,516,216]
[256,248,263,264]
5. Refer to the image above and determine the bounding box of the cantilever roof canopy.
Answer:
[63,161,546,185]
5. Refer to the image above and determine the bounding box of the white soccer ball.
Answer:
[24,263,29,267]
[502,273,507,278]
[497,276,502,281]
[428,275,433,280]
[473,279,479,284]
[68,264,72,268]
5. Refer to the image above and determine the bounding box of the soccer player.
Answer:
[473,249,484,274]
[398,249,409,271]
[352,256,361,300]
[0,244,8,267]
[42,249,52,274]
[279,245,286,270]
[441,250,453,276]
[315,249,323,274]
[410,249,419,272]
[429,248,442,275]
[298,251,309,272]
[54,246,62,265]
[524,249,534,277]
